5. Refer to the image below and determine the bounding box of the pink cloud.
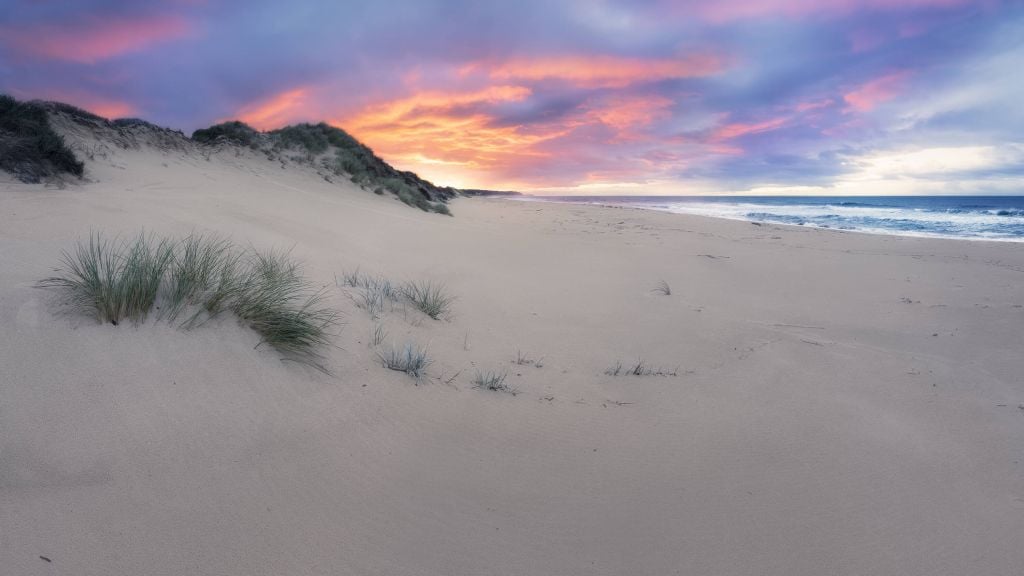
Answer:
[0,15,190,64]
[710,116,789,141]
[680,0,973,22]
[843,72,910,112]
[794,98,834,113]
[15,88,138,119]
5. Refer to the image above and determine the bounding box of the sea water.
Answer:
[522,196,1024,241]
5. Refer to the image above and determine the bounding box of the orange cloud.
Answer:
[339,86,558,187]
[0,16,190,64]
[465,54,725,88]
[843,72,909,112]
[587,95,674,132]
[235,88,311,130]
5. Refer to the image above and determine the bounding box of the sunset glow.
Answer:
[2,0,1020,194]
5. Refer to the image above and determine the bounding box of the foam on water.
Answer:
[519,196,1024,241]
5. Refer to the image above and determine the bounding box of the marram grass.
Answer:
[378,342,431,379]
[40,232,339,366]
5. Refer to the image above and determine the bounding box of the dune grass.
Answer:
[472,370,518,395]
[652,280,672,296]
[605,359,679,377]
[513,349,544,367]
[402,280,454,320]
[378,342,431,379]
[228,248,338,358]
[163,233,233,321]
[371,323,387,346]
[341,270,454,321]
[40,232,174,325]
[40,232,339,365]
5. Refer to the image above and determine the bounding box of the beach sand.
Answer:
[2,144,1023,575]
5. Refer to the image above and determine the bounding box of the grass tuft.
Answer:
[378,342,431,379]
[163,234,232,321]
[514,349,543,367]
[472,370,518,395]
[652,280,671,296]
[41,232,338,365]
[605,359,679,377]
[402,280,454,320]
[40,232,173,325]
[371,323,387,346]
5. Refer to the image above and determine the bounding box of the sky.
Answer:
[2,0,1022,195]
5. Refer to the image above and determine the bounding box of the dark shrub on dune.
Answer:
[0,94,84,183]
[191,120,259,146]
[44,101,104,123]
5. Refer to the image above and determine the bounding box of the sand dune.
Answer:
[2,138,1023,575]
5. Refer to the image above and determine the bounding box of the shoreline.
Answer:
[507,195,1024,243]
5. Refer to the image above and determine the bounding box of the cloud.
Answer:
[843,72,910,112]
[1,0,1019,194]
[466,53,727,88]
[0,15,191,64]
[235,87,312,130]
[683,0,976,23]
[710,116,789,141]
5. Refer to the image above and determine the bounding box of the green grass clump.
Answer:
[191,121,259,146]
[164,234,233,321]
[402,280,454,320]
[472,370,517,395]
[0,94,84,182]
[40,233,173,325]
[378,342,431,379]
[40,232,338,365]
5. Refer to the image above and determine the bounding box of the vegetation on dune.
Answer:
[340,269,455,321]
[190,120,457,213]
[605,359,679,377]
[402,279,454,320]
[0,95,458,215]
[191,120,260,147]
[40,232,339,366]
[0,94,459,214]
[269,122,456,213]
[378,342,432,379]
[472,370,517,395]
[0,94,85,182]
[43,101,105,123]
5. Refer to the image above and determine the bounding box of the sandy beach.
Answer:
[2,143,1023,576]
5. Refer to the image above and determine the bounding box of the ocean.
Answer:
[520,196,1024,241]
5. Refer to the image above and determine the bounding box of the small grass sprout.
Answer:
[378,342,431,379]
[472,370,517,395]
[605,358,679,377]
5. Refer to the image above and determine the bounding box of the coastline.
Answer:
[510,194,1024,243]
[2,157,1023,575]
